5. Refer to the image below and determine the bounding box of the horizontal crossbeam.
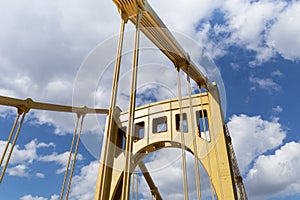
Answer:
[0,95,109,115]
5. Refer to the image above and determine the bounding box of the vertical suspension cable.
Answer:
[132,172,135,200]
[65,114,85,199]
[176,67,189,200]
[0,109,26,184]
[198,86,215,200]
[96,17,127,200]
[0,109,22,169]
[186,73,202,200]
[136,171,138,200]
[121,9,142,200]
[131,171,138,200]
[60,114,80,200]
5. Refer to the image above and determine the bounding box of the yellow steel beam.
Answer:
[138,161,163,200]
[112,0,208,88]
[0,95,109,115]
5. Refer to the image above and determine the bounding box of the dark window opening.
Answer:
[134,122,145,141]
[153,116,167,133]
[175,113,188,132]
[196,110,210,141]
[115,126,126,157]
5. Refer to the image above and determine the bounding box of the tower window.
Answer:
[115,126,126,157]
[196,110,210,141]
[153,116,167,133]
[175,113,188,132]
[134,121,145,141]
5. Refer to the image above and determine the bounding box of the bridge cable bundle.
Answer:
[60,114,85,200]
[186,72,202,200]
[176,67,189,200]
[0,96,108,198]
[0,108,27,184]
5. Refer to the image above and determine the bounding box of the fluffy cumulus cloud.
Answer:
[7,164,29,177]
[222,0,286,54]
[150,0,222,36]
[191,0,300,64]
[267,2,300,61]
[246,142,300,199]
[0,139,82,177]
[0,139,54,166]
[69,161,99,200]
[0,0,120,135]
[228,114,300,199]
[38,151,83,174]
[228,114,286,174]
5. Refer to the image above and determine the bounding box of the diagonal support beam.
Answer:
[138,161,163,200]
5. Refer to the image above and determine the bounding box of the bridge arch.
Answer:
[113,140,219,199]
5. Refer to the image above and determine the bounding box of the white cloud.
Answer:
[227,114,300,199]
[249,76,281,93]
[223,0,284,46]
[50,195,59,200]
[267,2,300,61]
[35,172,45,179]
[0,139,82,177]
[245,142,300,199]
[20,195,47,200]
[227,114,286,174]
[36,142,55,148]
[19,194,58,200]
[39,151,83,174]
[7,164,29,177]
[0,139,54,165]
[150,0,222,36]
[50,194,59,200]
[193,0,300,64]
[273,105,283,114]
[0,0,119,135]
[0,139,53,178]
[271,70,284,78]
[69,161,99,200]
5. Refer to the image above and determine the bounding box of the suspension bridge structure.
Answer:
[0,0,247,199]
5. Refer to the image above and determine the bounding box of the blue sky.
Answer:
[0,0,300,200]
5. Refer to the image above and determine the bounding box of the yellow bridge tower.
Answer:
[94,0,247,199]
